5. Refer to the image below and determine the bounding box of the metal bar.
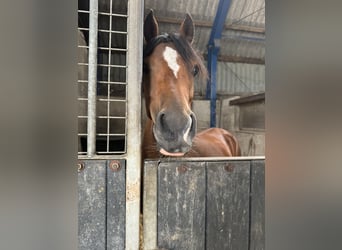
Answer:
[156,16,265,34]
[230,93,265,105]
[94,116,127,119]
[78,80,126,84]
[97,98,127,102]
[203,54,265,65]
[78,10,89,14]
[209,46,219,127]
[98,47,127,51]
[96,133,126,136]
[97,12,128,17]
[98,29,128,34]
[106,0,113,153]
[98,81,127,85]
[87,0,98,157]
[96,151,126,154]
[206,0,232,127]
[78,80,127,85]
[78,153,128,159]
[99,117,127,122]
[78,155,264,162]
[209,0,232,42]
[144,156,265,163]
[97,64,127,68]
[97,47,127,51]
[222,34,265,42]
[125,0,143,249]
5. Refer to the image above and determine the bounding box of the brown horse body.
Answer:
[143,118,240,159]
[142,11,241,160]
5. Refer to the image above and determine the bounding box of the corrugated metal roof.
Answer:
[215,61,265,94]
[85,0,265,64]
[145,0,265,61]
[195,62,265,95]
[227,0,265,27]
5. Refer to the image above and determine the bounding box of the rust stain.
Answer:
[78,162,85,173]
[224,164,234,172]
[177,165,188,173]
[127,181,140,202]
[109,160,121,171]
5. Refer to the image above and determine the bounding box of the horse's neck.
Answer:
[142,118,154,143]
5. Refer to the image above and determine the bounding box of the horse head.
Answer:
[143,10,207,156]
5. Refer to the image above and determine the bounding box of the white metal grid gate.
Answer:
[78,0,143,249]
[78,0,132,155]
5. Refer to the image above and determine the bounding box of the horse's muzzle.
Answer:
[153,111,197,156]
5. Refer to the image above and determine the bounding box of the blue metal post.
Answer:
[206,0,232,127]
[207,45,219,127]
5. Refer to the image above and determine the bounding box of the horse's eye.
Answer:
[192,65,199,76]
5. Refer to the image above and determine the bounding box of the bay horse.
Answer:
[142,11,241,160]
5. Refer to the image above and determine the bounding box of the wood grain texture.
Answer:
[107,160,126,250]
[249,160,265,250]
[78,160,106,250]
[206,161,250,250]
[157,162,206,250]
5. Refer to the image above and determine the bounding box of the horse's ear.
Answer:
[144,10,159,43]
[180,13,194,44]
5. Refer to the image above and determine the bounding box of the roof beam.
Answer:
[156,16,265,34]
[203,54,265,65]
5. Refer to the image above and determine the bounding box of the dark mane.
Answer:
[143,33,208,80]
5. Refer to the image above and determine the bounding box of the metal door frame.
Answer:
[78,0,144,249]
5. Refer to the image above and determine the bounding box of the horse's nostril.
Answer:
[189,112,197,133]
[160,113,165,121]
[157,112,166,129]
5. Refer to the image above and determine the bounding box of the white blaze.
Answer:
[163,46,180,78]
[183,123,191,143]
